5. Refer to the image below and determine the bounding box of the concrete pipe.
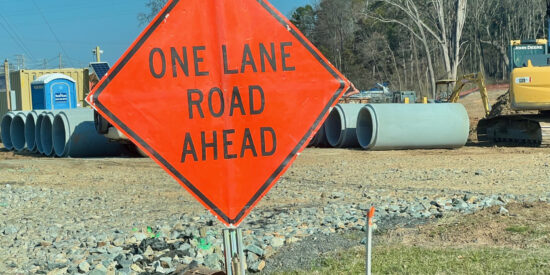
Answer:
[25,111,39,152]
[35,112,47,154]
[1,112,15,150]
[308,123,328,147]
[356,103,469,150]
[53,108,125,157]
[40,112,57,156]
[10,112,30,151]
[325,104,364,148]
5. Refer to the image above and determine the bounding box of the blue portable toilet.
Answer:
[31,73,77,110]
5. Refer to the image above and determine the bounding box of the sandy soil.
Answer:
[2,144,549,220]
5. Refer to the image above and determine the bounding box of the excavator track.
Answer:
[477,115,550,147]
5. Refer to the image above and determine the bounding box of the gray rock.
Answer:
[112,238,124,247]
[107,246,122,255]
[78,261,90,273]
[388,204,400,212]
[133,233,147,242]
[499,206,509,215]
[88,265,107,275]
[132,254,143,262]
[3,225,18,235]
[270,236,285,248]
[410,212,423,219]
[452,198,468,208]
[248,259,266,272]
[203,253,222,270]
[245,244,264,256]
[247,252,259,263]
[153,259,174,274]
[160,257,172,267]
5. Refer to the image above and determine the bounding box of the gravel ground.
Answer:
[2,142,550,274]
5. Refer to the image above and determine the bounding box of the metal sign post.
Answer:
[223,228,246,275]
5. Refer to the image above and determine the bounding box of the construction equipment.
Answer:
[342,82,417,104]
[476,37,550,146]
[446,72,491,117]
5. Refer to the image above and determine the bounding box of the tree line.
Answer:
[140,0,550,98]
[291,0,550,98]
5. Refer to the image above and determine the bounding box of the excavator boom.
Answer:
[448,73,491,117]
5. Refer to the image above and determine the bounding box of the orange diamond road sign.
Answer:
[86,0,350,227]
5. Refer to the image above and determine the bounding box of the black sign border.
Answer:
[93,0,346,225]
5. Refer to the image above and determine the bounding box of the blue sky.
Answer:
[0,0,313,69]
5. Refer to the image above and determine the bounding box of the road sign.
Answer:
[86,0,350,227]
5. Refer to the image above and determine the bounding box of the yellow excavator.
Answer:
[476,38,550,146]
[445,72,491,117]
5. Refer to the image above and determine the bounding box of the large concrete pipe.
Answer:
[356,103,469,150]
[35,112,46,154]
[25,111,39,152]
[325,104,364,148]
[40,112,56,156]
[1,112,15,150]
[9,112,30,151]
[53,108,125,157]
[308,123,330,147]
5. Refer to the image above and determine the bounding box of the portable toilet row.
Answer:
[31,73,77,110]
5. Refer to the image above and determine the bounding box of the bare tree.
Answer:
[366,0,469,98]
[138,0,168,25]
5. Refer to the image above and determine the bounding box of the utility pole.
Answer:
[4,59,12,111]
[59,53,62,69]
[43,59,48,69]
[15,54,25,69]
[92,46,103,62]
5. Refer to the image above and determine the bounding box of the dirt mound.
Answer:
[487,91,516,118]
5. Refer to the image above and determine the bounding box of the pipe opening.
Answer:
[25,114,36,151]
[41,115,54,156]
[35,115,45,154]
[1,114,14,150]
[325,107,344,147]
[53,115,69,157]
[10,115,26,151]
[357,107,376,149]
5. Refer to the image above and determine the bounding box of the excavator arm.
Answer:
[448,72,491,117]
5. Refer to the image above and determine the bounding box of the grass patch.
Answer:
[275,203,550,274]
[505,225,530,233]
[277,245,550,275]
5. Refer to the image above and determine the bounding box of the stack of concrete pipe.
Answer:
[308,103,469,150]
[1,108,125,157]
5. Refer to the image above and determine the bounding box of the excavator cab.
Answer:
[508,39,550,111]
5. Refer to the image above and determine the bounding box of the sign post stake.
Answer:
[366,207,375,275]
[223,229,233,275]
[237,228,246,273]
[223,228,246,275]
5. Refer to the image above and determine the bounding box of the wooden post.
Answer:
[93,46,103,62]
[366,207,375,275]
[4,59,11,111]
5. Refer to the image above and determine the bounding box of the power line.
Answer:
[31,0,73,67]
[0,12,35,61]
